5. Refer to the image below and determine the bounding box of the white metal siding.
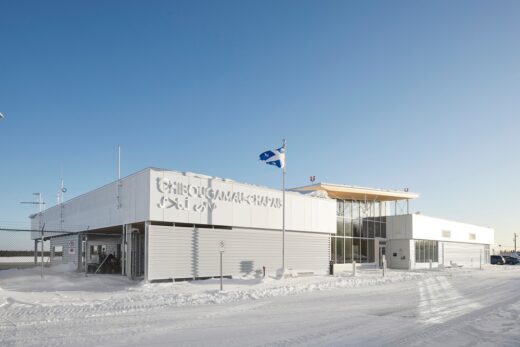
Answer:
[32,169,150,237]
[443,242,487,268]
[147,225,330,281]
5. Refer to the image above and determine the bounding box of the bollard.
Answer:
[382,256,386,277]
[352,261,356,277]
[429,259,432,270]
[220,251,224,291]
[263,266,266,278]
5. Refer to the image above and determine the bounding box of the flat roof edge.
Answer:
[292,182,419,201]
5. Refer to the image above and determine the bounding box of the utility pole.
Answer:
[514,233,518,253]
[21,193,46,276]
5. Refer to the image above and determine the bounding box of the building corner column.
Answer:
[144,221,150,282]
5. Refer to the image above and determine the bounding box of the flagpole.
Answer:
[282,139,286,273]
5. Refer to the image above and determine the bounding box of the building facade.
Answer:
[30,168,494,281]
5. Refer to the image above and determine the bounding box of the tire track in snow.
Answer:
[0,299,271,347]
[417,276,481,325]
[389,276,520,346]
[0,272,429,326]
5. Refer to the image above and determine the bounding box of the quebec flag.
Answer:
[259,146,286,169]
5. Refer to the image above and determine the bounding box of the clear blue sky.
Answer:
[1,0,519,248]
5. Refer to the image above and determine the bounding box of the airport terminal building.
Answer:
[30,168,494,281]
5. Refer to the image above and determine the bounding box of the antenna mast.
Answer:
[118,144,121,180]
[117,145,122,208]
[20,193,45,212]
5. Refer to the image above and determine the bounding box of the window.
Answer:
[336,217,345,236]
[353,238,361,263]
[361,239,368,263]
[353,220,362,238]
[336,200,344,217]
[344,219,352,237]
[345,238,353,263]
[336,237,345,264]
[373,202,380,217]
[344,201,352,219]
[380,221,386,238]
[368,221,375,238]
[368,239,375,263]
[90,244,107,261]
[52,246,63,261]
[361,220,369,238]
[415,240,438,262]
[374,222,380,238]
[442,230,451,238]
[331,198,388,264]
[352,202,359,219]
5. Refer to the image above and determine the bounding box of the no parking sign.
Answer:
[68,240,76,255]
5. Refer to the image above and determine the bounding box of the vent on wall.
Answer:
[442,230,451,238]
[469,233,476,240]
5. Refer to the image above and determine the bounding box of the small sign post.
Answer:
[219,240,225,291]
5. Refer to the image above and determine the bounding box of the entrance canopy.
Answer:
[292,183,419,201]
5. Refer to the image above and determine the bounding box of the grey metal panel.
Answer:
[147,225,330,281]
[49,234,81,268]
[148,226,193,280]
[443,242,486,268]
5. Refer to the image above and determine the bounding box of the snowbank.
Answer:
[0,266,429,313]
[2,265,519,324]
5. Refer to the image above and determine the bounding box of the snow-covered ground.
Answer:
[1,265,520,346]
[0,257,49,262]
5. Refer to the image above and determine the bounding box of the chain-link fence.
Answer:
[0,227,82,273]
[0,223,134,279]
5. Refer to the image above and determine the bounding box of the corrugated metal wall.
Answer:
[443,242,488,268]
[147,225,330,281]
[50,234,81,268]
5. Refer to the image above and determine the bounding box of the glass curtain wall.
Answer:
[332,200,387,264]
[414,240,439,263]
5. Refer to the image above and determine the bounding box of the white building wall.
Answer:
[386,214,493,270]
[31,170,151,237]
[386,214,494,245]
[386,239,412,269]
[148,169,336,234]
[147,225,330,281]
[33,168,335,236]
[411,214,494,245]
